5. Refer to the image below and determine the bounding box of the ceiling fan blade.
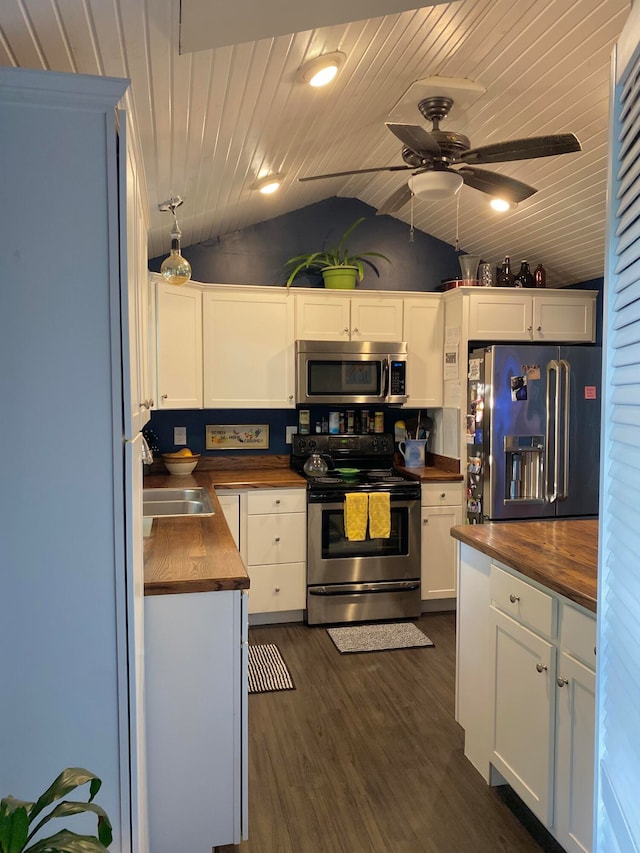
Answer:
[376,183,413,215]
[385,122,441,158]
[299,164,412,182]
[455,133,581,165]
[456,166,537,202]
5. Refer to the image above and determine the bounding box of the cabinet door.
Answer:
[468,291,533,340]
[421,503,462,599]
[203,289,295,407]
[403,296,443,408]
[533,293,595,342]
[555,651,595,853]
[217,493,241,550]
[155,282,203,408]
[490,606,555,825]
[350,296,404,341]
[295,292,351,340]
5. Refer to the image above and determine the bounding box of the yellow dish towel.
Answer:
[344,493,368,541]
[369,492,391,539]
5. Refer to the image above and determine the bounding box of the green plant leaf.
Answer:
[24,829,110,853]
[0,801,30,853]
[28,771,102,826]
[27,804,112,850]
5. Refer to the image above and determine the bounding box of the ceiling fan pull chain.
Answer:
[409,194,415,243]
[455,193,460,252]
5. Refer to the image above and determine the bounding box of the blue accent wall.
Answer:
[150,197,462,292]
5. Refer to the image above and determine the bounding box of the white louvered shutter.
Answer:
[596,9,640,851]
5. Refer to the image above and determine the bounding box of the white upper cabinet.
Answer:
[155,280,203,409]
[295,291,404,341]
[461,288,596,343]
[403,295,443,408]
[203,287,295,408]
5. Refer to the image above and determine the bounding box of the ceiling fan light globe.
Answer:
[490,198,517,212]
[408,170,463,199]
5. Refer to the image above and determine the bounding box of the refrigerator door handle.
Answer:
[560,359,571,500]
[545,360,560,503]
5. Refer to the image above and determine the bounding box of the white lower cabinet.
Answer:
[246,488,307,618]
[145,589,248,851]
[420,482,463,602]
[457,548,595,852]
[217,492,241,550]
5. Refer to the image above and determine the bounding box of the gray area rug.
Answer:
[327,622,435,654]
[248,643,295,694]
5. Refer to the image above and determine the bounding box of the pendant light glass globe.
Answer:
[161,228,192,286]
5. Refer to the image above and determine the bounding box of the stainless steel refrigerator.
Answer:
[466,344,602,522]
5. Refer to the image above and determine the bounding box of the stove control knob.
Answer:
[308,439,317,450]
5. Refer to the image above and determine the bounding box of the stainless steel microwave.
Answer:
[295,340,408,405]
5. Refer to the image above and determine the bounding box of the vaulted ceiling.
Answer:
[0,0,630,286]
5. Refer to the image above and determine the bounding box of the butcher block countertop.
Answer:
[451,519,598,612]
[143,452,461,596]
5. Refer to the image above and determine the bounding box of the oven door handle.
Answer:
[309,581,420,596]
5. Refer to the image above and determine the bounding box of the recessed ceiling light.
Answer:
[252,174,284,194]
[490,198,518,212]
[298,52,346,88]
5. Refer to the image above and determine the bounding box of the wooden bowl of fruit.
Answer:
[161,449,201,475]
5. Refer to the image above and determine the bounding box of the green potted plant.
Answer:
[0,767,112,852]
[284,216,391,289]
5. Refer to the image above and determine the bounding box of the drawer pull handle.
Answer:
[509,594,520,603]
[556,676,569,687]
[536,663,548,673]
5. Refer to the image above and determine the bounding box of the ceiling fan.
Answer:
[299,95,581,214]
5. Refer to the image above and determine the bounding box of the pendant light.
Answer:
[158,196,191,286]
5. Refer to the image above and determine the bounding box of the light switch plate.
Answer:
[285,426,296,445]
[174,426,187,445]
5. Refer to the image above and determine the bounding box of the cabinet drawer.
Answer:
[560,604,596,670]
[247,513,306,565]
[421,482,463,506]
[490,564,556,638]
[247,488,306,515]
[248,562,306,614]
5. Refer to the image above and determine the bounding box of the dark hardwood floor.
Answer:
[244,612,564,853]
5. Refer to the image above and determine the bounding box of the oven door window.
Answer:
[321,505,408,559]
[307,359,382,397]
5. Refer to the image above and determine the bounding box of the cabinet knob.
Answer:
[161,393,168,400]
[440,492,446,498]
[423,518,429,524]
[509,593,520,603]
[274,536,280,543]
[556,676,569,687]
[352,327,359,335]
[536,663,548,673]
[149,398,155,408]
[275,499,281,505]
[537,325,542,332]
[343,327,349,335]
[275,586,280,593]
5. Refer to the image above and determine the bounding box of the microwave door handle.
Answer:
[382,357,390,400]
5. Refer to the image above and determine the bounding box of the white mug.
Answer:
[398,439,427,468]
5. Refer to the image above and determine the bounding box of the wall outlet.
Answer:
[174,426,187,445]
[285,426,297,445]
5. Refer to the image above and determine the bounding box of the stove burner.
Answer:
[312,476,342,484]
[372,475,407,483]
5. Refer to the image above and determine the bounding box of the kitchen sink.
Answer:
[143,487,215,518]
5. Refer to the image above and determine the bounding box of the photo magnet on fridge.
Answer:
[511,375,528,401]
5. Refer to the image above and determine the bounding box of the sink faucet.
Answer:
[141,435,154,465]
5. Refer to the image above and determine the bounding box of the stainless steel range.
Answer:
[291,433,421,625]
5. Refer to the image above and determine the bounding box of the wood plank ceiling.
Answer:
[0,0,630,286]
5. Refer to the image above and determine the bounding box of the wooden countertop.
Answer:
[143,475,250,595]
[450,520,598,612]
